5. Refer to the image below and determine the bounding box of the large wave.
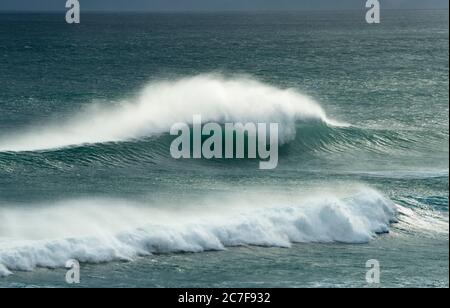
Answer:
[0,187,396,277]
[0,122,435,172]
[0,74,342,153]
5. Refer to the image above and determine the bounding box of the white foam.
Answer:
[0,187,396,276]
[0,74,340,152]
[0,264,11,277]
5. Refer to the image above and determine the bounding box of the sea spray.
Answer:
[0,186,398,276]
[0,74,340,152]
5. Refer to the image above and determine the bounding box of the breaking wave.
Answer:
[0,187,397,277]
[0,74,342,153]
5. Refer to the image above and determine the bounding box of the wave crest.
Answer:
[0,74,340,152]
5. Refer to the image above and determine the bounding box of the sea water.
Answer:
[0,10,448,287]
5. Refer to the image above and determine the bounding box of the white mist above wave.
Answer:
[0,187,397,277]
[0,74,340,152]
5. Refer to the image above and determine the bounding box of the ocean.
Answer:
[0,10,448,288]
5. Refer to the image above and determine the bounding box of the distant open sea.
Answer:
[0,10,448,287]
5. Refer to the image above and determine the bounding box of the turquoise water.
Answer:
[0,10,448,287]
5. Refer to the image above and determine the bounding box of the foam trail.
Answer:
[396,205,449,235]
[0,74,341,152]
[0,187,397,276]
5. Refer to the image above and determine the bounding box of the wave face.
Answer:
[0,122,439,172]
[0,75,340,153]
[0,187,397,277]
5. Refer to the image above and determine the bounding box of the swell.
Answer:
[394,194,449,236]
[0,122,442,171]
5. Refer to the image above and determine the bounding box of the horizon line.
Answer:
[0,8,449,14]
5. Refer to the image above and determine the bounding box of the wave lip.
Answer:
[0,187,397,277]
[0,74,341,153]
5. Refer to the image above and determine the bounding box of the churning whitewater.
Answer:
[0,187,398,277]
